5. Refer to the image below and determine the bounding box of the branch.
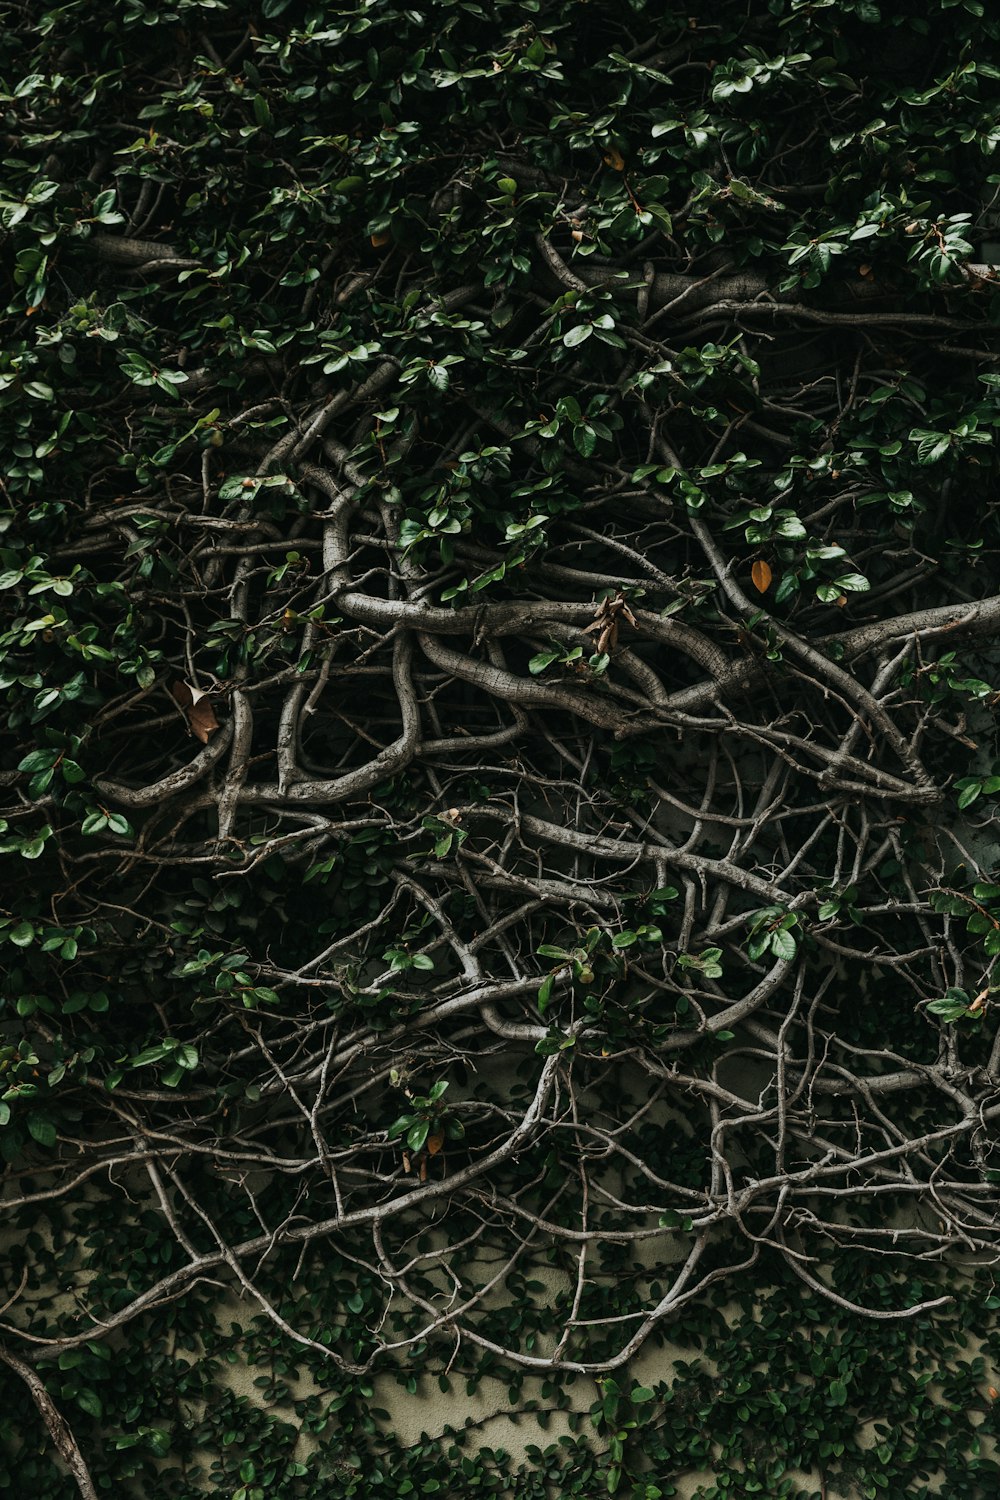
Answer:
[0,1343,98,1500]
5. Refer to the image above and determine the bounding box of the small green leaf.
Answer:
[574,425,597,458]
[28,1115,56,1147]
[18,748,58,774]
[926,996,971,1022]
[129,1045,171,1069]
[75,1388,103,1419]
[529,651,560,674]
[770,927,797,962]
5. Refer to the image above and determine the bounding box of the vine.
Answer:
[2,0,1000,1495]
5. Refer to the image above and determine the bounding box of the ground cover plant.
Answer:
[2,0,1000,1495]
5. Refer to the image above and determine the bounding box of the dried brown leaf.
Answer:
[751,559,773,594]
[171,681,220,745]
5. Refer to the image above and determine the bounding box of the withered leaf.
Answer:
[751,559,773,594]
[582,591,637,656]
[171,681,220,745]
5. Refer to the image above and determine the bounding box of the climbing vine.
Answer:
[2,0,1000,1495]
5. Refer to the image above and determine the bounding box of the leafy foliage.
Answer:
[2,0,1000,1496]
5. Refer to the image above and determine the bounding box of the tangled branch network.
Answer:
[3,6,1000,1391]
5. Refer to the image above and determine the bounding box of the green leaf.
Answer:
[529,651,561,674]
[28,1115,56,1147]
[75,1389,103,1419]
[770,927,797,962]
[18,748,58,774]
[128,1045,171,1068]
[248,987,281,1007]
[926,996,971,1022]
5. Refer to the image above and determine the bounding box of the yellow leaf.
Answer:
[602,147,625,171]
[751,559,772,594]
[427,1129,445,1156]
[370,231,391,248]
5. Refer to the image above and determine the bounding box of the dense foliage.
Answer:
[3,0,1000,1495]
